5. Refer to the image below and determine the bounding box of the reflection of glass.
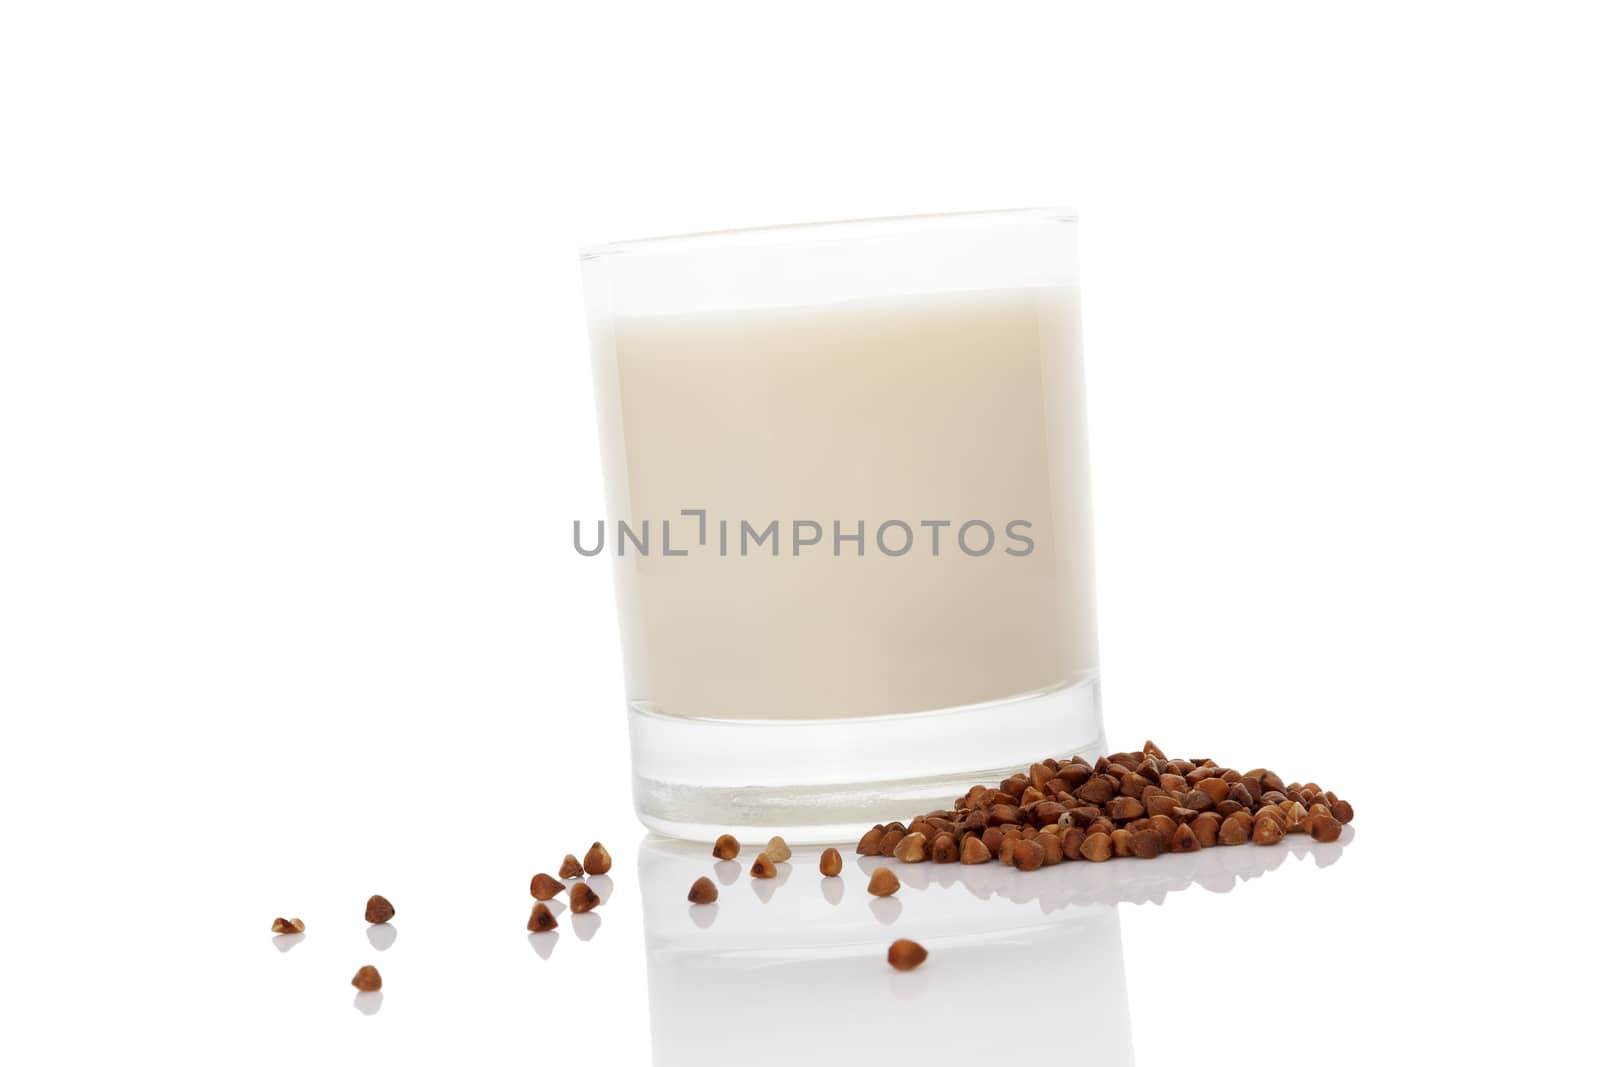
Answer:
[583,210,1103,841]
[637,833,1349,1067]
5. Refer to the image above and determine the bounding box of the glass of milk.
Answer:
[580,209,1104,842]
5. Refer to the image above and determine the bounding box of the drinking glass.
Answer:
[581,208,1103,841]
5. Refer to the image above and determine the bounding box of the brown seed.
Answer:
[1059,763,1092,789]
[1307,813,1342,842]
[1012,838,1045,871]
[997,832,1022,866]
[819,847,843,876]
[529,874,566,901]
[1029,762,1053,790]
[877,829,907,856]
[887,939,928,971]
[1143,739,1167,760]
[1077,777,1115,805]
[270,917,304,935]
[961,834,992,864]
[1192,812,1222,848]
[1196,777,1231,804]
[1252,816,1286,846]
[750,852,779,879]
[351,965,382,992]
[528,902,558,933]
[1331,798,1355,824]
[1107,796,1144,821]
[1170,823,1201,853]
[1061,827,1087,860]
[582,842,611,875]
[1218,817,1249,845]
[1081,832,1113,862]
[764,836,792,863]
[1131,828,1163,859]
[1033,800,1068,824]
[687,876,719,904]
[1119,772,1153,798]
[1145,794,1178,817]
[1037,832,1064,865]
[893,831,927,863]
[867,867,901,896]
[711,834,740,860]
[929,832,958,863]
[363,895,395,924]
[980,827,1006,855]
[1110,828,1134,857]
[559,854,584,879]
[569,882,601,913]
[856,825,885,855]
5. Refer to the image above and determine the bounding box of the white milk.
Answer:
[591,286,1097,722]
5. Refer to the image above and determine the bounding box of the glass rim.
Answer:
[579,206,1076,261]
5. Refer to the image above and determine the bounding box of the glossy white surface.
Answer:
[3,2,1598,1064]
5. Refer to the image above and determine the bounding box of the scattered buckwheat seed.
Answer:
[569,882,601,913]
[364,895,395,924]
[688,876,719,904]
[867,867,900,896]
[582,842,611,876]
[528,903,558,933]
[764,836,792,863]
[887,939,928,971]
[270,917,304,935]
[819,847,843,877]
[750,852,778,879]
[351,965,382,992]
[712,834,740,860]
[529,873,566,901]
[559,854,584,879]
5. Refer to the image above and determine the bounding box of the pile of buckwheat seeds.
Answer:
[858,741,1354,868]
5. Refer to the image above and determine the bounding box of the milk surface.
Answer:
[592,287,1097,721]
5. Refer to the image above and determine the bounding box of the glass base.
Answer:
[629,676,1105,844]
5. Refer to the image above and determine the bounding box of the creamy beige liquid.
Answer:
[591,287,1097,721]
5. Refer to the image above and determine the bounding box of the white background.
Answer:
[2,2,1597,1063]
